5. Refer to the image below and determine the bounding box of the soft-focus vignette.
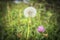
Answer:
[0,0,60,40]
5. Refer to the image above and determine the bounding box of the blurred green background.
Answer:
[0,0,60,40]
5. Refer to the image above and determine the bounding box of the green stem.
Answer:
[27,18,31,40]
[27,23,29,40]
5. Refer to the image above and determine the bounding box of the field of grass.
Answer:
[0,2,58,40]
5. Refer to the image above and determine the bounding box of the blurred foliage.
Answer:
[0,0,60,40]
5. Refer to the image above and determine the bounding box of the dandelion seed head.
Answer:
[24,7,37,17]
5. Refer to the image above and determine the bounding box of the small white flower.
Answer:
[24,7,37,17]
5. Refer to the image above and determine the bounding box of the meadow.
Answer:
[0,1,59,40]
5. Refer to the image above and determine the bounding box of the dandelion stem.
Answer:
[27,18,31,40]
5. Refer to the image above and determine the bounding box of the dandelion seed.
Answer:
[24,7,37,17]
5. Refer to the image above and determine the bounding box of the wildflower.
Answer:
[37,25,45,33]
[24,7,37,17]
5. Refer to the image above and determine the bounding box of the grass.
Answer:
[0,2,57,40]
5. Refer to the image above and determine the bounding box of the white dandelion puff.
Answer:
[24,7,37,17]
